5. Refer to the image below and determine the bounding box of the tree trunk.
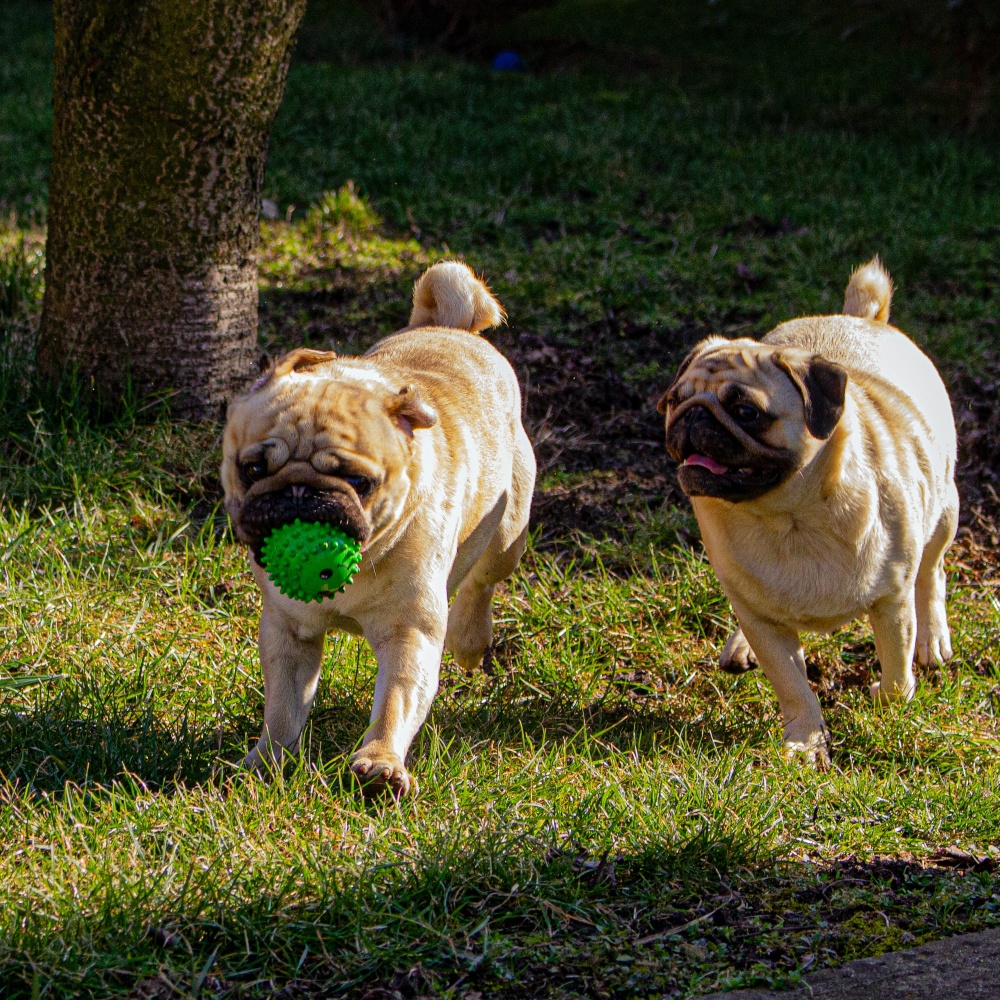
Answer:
[38,0,306,417]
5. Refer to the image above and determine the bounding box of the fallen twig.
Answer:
[636,895,735,946]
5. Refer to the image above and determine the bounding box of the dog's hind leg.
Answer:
[446,575,496,672]
[446,440,534,672]
[869,591,918,704]
[915,484,958,667]
[446,519,529,671]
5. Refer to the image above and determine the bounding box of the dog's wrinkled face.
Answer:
[222,349,437,562]
[659,337,847,503]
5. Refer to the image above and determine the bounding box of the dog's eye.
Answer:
[242,460,268,483]
[731,402,762,425]
[342,475,374,499]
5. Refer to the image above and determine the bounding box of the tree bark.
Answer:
[38,0,307,417]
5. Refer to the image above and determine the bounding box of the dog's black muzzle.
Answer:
[237,483,371,563]
[666,405,793,503]
[666,405,749,469]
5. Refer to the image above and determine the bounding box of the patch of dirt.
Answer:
[949,355,1000,549]
[499,330,687,543]
[808,640,879,704]
[506,332,669,474]
[529,470,679,544]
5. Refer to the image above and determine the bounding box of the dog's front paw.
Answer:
[719,628,758,674]
[916,619,952,666]
[350,747,414,799]
[870,677,917,704]
[781,722,831,771]
[241,742,296,777]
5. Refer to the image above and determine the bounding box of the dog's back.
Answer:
[366,261,522,425]
[763,258,956,468]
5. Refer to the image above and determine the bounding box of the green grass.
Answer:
[260,0,1000,372]
[1,1,1000,997]
[0,0,51,221]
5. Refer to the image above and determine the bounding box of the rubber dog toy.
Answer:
[260,520,362,603]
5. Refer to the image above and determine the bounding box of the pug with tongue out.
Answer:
[658,259,958,766]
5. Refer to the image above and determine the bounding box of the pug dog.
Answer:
[222,261,536,796]
[659,259,958,764]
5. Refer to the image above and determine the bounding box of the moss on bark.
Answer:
[38,0,307,417]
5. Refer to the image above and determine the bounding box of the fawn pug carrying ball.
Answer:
[222,262,535,796]
[659,259,958,764]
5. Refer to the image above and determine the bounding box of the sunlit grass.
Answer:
[259,182,430,294]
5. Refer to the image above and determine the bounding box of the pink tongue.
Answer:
[683,454,728,475]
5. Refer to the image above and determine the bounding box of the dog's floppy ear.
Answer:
[774,351,847,440]
[271,348,338,378]
[252,348,337,391]
[389,385,437,436]
[656,337,727,414]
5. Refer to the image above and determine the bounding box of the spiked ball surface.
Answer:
[260,520,362,603]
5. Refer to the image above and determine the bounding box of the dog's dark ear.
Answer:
[389,385,437,436]
[657,338,723,414]
[774,352,847,440]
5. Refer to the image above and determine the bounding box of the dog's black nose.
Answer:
[283,484,313,501]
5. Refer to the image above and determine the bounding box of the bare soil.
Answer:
[701,926,1000,999]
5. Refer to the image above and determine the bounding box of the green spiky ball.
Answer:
[260,520,362,603]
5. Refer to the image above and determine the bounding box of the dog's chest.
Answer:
[698,509,886,632]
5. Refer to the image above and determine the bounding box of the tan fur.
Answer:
[222,265,535,796]
[661,261,957,765]
[843,256,893,323]
[409,260,506,333]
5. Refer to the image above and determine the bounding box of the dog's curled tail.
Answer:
[409,261,506,333]
[843,257,893,323]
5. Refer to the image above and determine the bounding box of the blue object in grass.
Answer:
[492,50,525,72]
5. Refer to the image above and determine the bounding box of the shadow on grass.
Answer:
[1,706,253,792]
[0,679,758,796]
[4,827,761,999]
[51,846,1000,1000]
[258,270,417,358]
[2,608,759,794]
